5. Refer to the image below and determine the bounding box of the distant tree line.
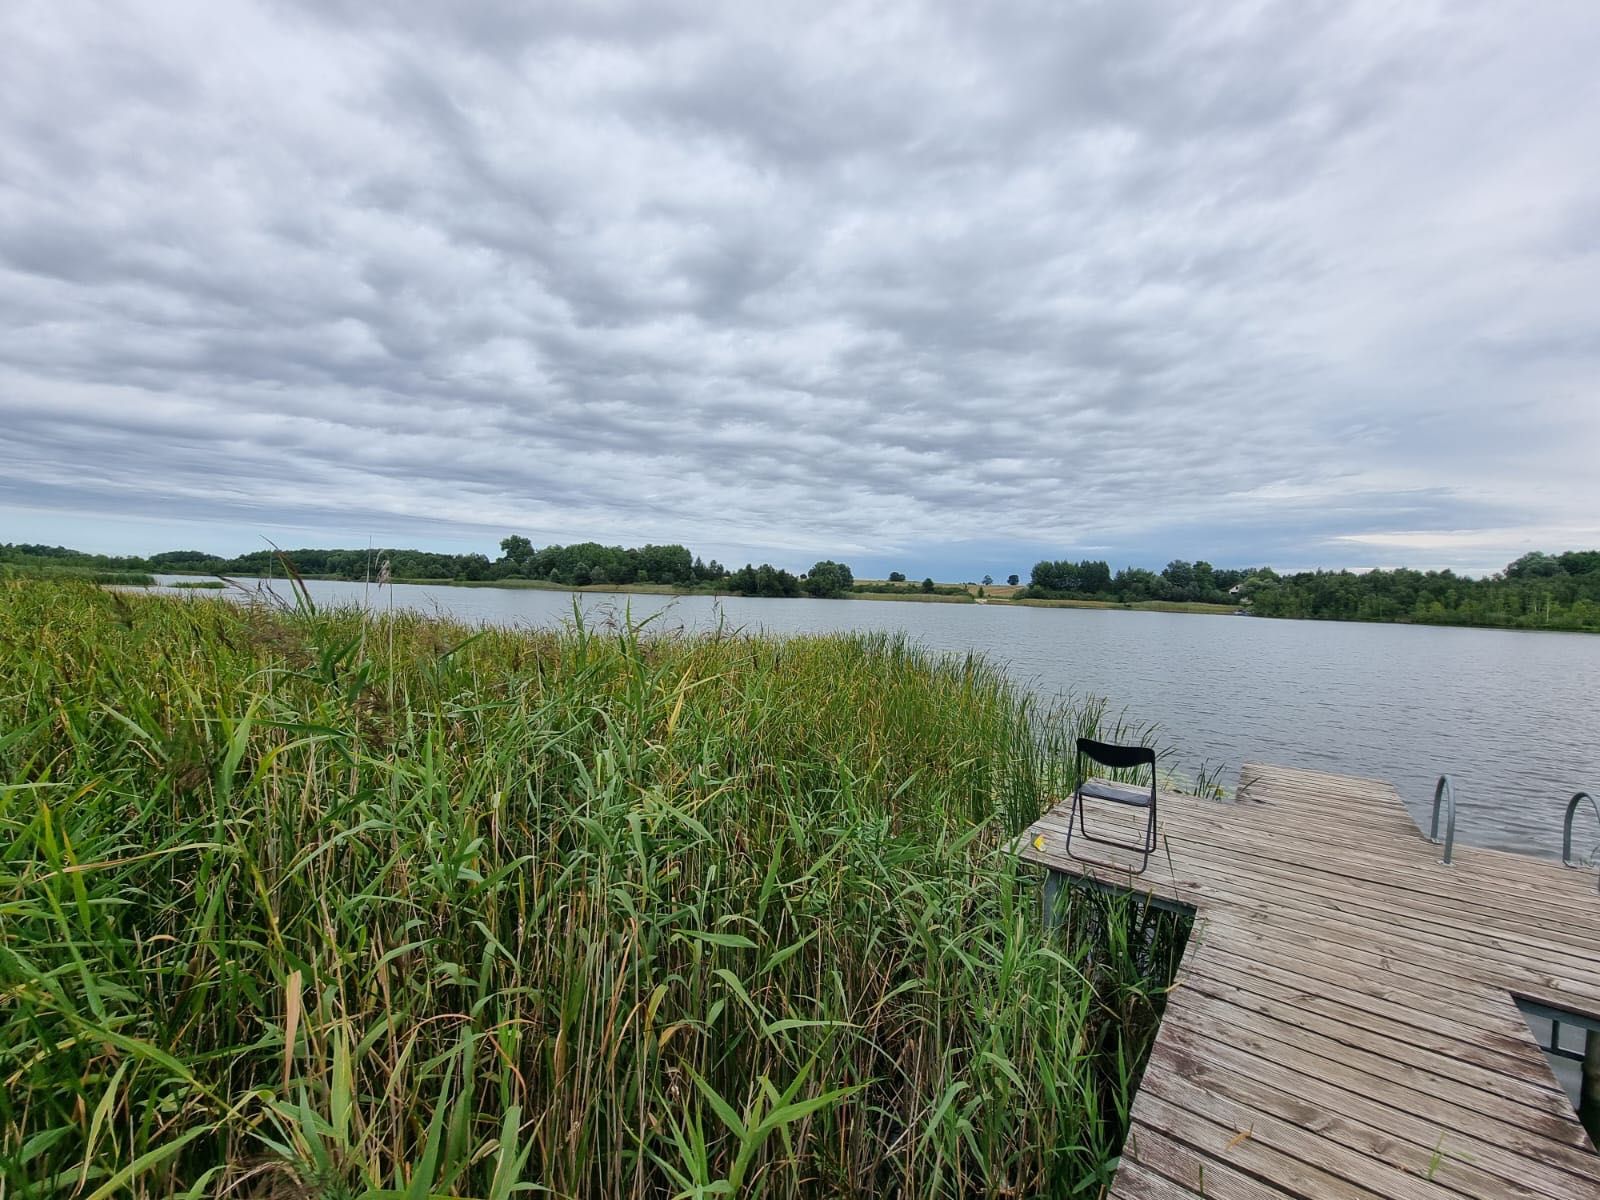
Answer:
[0,540,861,599]
[853,578,968,597]
[9,539,1598,628]
[494,539,855,598]
[1020,558,1258,605]
[1244,551,1600,631]
[495,536,713,587]
[1016,550,1600,632]
[724,563,800,597]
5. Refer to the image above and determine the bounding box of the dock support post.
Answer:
[1583,1031,1600,1146]
[1042,870,1063,930]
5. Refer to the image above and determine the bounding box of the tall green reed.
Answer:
[0,581,1187,1198]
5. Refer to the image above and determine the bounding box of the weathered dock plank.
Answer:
[1017,762,1600,1198]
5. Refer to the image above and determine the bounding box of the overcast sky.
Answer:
[2,1,1597,578]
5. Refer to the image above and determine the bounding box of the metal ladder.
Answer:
[1427,778,1599,891]
[1564,790,1600,894]
[1427,774,1457,864]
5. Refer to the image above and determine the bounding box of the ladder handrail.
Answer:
[1428,775,1457,865]
[1562,791,1598,882]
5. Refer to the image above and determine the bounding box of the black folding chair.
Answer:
[1065,737,1158,874]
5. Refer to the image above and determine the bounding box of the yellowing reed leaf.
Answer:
[282,969,302,1092]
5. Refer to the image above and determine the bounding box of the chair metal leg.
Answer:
[1065,791,1154,874]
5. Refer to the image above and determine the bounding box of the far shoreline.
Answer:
[148,570,1247,616]
[134,573,1600,633]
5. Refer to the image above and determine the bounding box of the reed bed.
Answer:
[0,581,1189,1198]
[0,564,155,586]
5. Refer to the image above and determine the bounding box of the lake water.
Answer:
[151,575,1600,862]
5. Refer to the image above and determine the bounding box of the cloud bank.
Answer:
[2,0,1597,574]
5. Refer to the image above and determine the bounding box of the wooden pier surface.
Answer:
[1017,763,1600,1199]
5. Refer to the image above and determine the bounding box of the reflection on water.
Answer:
[152,576,1600,861]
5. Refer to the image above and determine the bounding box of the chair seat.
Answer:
[1077,779,1153,808]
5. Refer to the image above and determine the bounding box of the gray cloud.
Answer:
[2,0,1598,573]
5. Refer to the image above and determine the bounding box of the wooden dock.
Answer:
[1017,762,1600,1199]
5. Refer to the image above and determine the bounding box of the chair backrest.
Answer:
[1077,737,1155,770]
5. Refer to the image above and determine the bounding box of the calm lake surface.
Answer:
[152,576,1600,861]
